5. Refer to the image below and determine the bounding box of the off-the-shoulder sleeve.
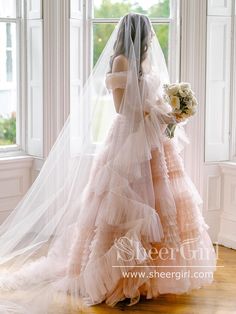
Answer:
[105,71,127,91]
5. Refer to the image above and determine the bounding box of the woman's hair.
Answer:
[108,13,153,75]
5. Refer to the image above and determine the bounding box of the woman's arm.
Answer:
[144,103,181,124]
[111,55,128,113]
[144,96,184,124]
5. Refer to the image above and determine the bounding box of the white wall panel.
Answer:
[218,164,236,249]
[203,1,235,249]
[0,157,33,222]
[70,0,83,19]
[203,164,222,242]
[222,173,236,215]
[27,0,42,19]
[208,0,232,16]
[207,175,221,210]
[205,17,231,161]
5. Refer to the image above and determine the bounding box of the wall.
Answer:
[0,156,33,217]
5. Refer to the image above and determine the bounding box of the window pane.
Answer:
[93,23,115,66]
[91,95,116,143]
[91,22,170,143]
[93,23,169,69]
[0,0,16,18]
[0,22,17,146]
[152,24,169,66]
[94,0,170,18]
[92,23,117,142]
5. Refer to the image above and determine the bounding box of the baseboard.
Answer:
[217,233,236,250]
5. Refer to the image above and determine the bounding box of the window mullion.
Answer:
[0,18,17,22]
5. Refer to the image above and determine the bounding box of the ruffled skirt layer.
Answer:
[0,113,216,311]
[65,114,216,307]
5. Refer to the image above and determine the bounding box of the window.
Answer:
[0,0,20,151]
[69,0,179,149]
[92,0,171,67]
[84,0,179,143]
[6,23,14,82]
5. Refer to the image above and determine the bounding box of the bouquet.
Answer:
[163,82,198,138]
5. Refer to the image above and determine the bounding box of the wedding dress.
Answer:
[0,13,216,313]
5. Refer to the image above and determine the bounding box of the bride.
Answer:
[0,13,216,313]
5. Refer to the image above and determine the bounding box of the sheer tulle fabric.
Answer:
[0,14,216,313]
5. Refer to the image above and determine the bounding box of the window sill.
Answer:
[0,154,34,171]
[0,149,28,158]
[219,161,236,175]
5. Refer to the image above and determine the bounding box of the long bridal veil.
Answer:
[0,13,188,313]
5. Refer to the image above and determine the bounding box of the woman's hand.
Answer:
[158,112,185,124]
[143,109,176,124]
[143,107,185,124]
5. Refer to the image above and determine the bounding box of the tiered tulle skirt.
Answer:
[65,113,217,307]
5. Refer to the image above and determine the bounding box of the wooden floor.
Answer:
[77,245,236,314]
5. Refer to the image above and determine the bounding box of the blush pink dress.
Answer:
[66,70,217,307]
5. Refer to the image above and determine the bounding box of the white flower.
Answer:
[166,84,180,96]
[164,81,197,121]
[185,100,193,108]
[192,96,198,106]
[180,82,191,91]
[170,95,180,110]
[191,106,197,114]
[179,89,187,97]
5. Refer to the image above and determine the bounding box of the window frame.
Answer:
[5,22,14,82]
[80,0,180,148]
[0,0,26,155]
[83,0,180,83]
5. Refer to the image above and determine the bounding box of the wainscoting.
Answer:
[0,156,235,251]
[202,162,236,249]
[218,163,236,249]
[0,156,33,221]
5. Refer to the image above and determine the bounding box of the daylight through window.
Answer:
[0,0,18,148]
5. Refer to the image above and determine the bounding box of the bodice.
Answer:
[105,70,166,114]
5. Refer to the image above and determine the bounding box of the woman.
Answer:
[0,13,216,313]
